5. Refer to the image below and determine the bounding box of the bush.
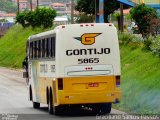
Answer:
[118,32,143,49]
[130,4,158,38]
[16,11,28,27]
[150,36,160,56]
[76,13,94,23]
[151,18,160,36]
[16,8,57,28]
[118,32,136,45]
[144,38,152,50]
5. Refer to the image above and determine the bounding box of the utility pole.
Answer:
[95,0,99,23]
[120,3,124,32]
[99,0,104,23]
[71,0,74,24]
[37,0,39,8]
[17,0,20,14]
[30,0,32,11]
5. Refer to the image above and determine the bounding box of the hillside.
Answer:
[0,24,159,114]
[114,45,160,114]
[0,25,52,68]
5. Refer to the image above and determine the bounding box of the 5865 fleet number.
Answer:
[78,58,99,64]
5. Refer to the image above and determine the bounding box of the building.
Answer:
[50,3,66,11]
[38,0,52,6]
[0,12,16,22]
[12,0,38,11]
[53,16,68,25]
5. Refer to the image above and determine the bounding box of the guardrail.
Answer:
[0,22,14,37]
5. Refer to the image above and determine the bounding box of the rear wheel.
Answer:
[100,103,112,114]
[92,103,112,115]
[55,105,69,115]
[48,88,69,115]
[33,102,40,109]
[30,86,40,109]
[48,91,53,114]
[48,89,60,115]
[92,104,101,115]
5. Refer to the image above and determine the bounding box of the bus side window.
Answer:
[40,40,42,58]
[48,38,51,57]
[38,40,41,58]
[36,41,38,58]
[29,42,33,59]
[46,38,49,57]
[51,37,55,58]
[44,39,47,58]
[42,39,45,58]
[32,42,35,59]
[35,41,37,58]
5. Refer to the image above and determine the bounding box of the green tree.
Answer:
[16,8,57,28]
[0,0,17,13]
[75,0,120,23]
[130,4,158,39]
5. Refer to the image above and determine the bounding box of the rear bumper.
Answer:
[56,89,121,105]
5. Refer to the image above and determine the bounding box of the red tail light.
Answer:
[116,76,120,87]
[62,26,65,28]
[80,24,83,27]
[109,24,112,26]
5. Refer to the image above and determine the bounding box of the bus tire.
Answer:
[48,90,54,114]
[30,86,40,109]
[100,103,112,114]
[92,104,101,115]
[33,102,40,109]
[29,86,32,101]
[55,105,69,115]
[48,88,62,115]
[92,103,112,115]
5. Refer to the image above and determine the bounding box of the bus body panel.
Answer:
[57,76,118,105]
[56,24,120,78]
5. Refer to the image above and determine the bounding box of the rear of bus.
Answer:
[55,23,121,114]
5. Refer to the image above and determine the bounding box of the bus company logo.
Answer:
[74,33,101,45]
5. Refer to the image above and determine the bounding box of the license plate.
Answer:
[88,83,99,87]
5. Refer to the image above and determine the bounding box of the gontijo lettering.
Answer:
[66,48,110,56]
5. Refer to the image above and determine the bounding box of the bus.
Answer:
[23,23,121,115]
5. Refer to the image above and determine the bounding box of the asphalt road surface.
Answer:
[0,67,125,120]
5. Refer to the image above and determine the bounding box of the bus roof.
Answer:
[28,23,115,42]
[29,29,56,42]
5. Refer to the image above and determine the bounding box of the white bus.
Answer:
[23,23,121,115]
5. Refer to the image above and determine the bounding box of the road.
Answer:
[0,67,125,120]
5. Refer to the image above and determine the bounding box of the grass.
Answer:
[0,25,160,114]
[114,45,160,114]
[0,24,52,68]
